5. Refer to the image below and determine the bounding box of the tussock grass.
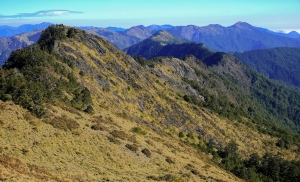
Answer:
[0,26,298,181]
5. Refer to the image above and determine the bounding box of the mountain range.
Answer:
[165,22,300,52]
[124,30,191,59]
[126,30,300,90]
[0,22,52,38]
[123,24,300,93]
[126,29,300,134]
[89,22,300,51]
[0,25,300,181]
[1,22,300,66]
[86,25,157,50]
[257,27,300,39]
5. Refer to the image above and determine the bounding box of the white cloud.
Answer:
[0,10,83,19]
[272,29,300,34]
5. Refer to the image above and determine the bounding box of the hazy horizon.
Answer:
[2,22,300,34]
[1,0,300,32]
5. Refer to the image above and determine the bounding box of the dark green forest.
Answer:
[234,47,300,89]
[0,25,93,117]
[199,139,300,182]
[127,41,213,60]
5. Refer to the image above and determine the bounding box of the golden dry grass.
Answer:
[0,100,245,181]
[0,31,298,181]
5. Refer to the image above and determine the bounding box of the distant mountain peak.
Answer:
[152,30,172,36]
[147,24,173,31]
[149,30,188,45]
[126,25,147,30]
[206,24,224,28]
[106,26,126,32]
[288,31,300,36]
[151,30,175,37]
[231,21,254,29]
[125,25,155,38]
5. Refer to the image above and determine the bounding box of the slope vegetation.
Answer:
[234,47,300,89]
[125,30,190,59]
[128,33,300,135]
[0,25,299,181]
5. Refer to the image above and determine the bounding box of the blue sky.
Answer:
[1,0,300,31]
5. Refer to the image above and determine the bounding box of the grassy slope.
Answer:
[0,26,299,181]
[0,101,243,181]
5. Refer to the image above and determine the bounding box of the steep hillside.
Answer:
[124,25,156,40]
[129,37,300,135]
[0,30,42,66]
[233,47,300,89]
[166,22,300,52]
[125,30,190,58]
[0,25,299,181]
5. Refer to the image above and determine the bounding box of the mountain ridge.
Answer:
[0,24,246,181]
[2,21,300,54]
[0,22,52,38]
[0,24,300,181]
[166,22,300,52]
[126,30,300,134]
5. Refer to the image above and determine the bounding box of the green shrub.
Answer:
[67,28,76,38]
[178,132,184,138]
[131,126,147,135]
[79,70,85,76]
[1,94,12,101]
[84,105,94,114]
[187,132,194,139]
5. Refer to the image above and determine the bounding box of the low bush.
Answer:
[131,126,147,135]
[110,130,129,140]
[125,144,138,152]
[165,157,175,164]
[91,124,106,131]
[141,148,151,158]
[107,136,121,144]
[46,115,79,131]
